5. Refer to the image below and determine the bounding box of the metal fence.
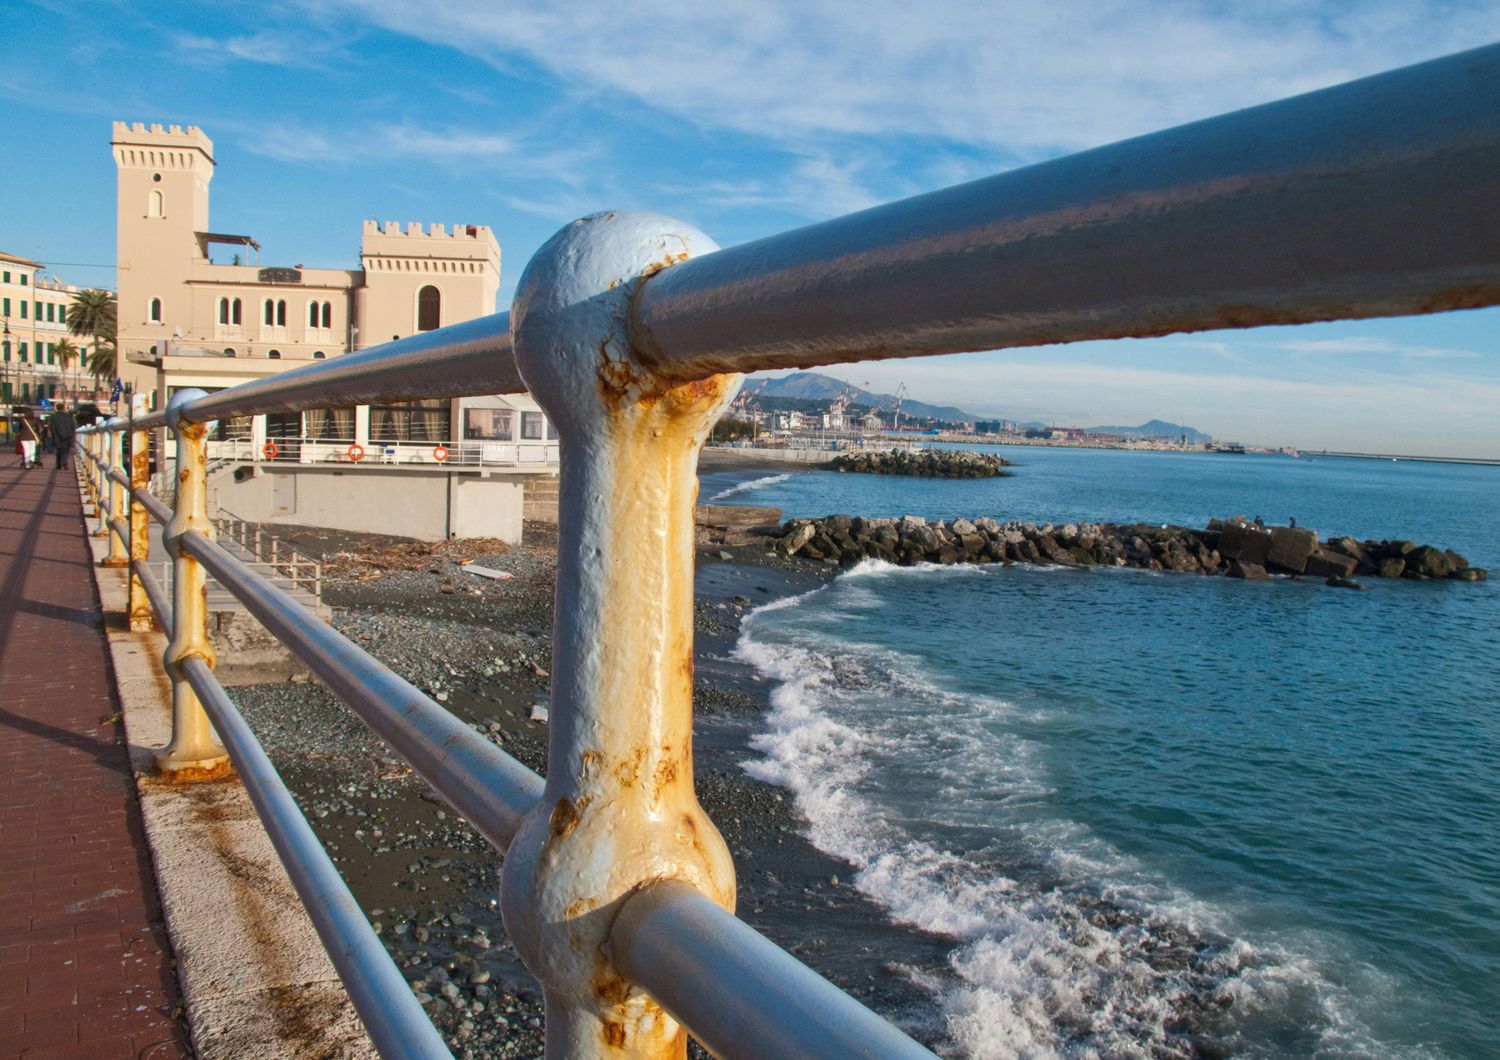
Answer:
[78,44,1500,1059]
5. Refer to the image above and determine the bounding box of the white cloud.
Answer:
[818,352,1500,455]
[310,0,1499,154]
[1278,337,1482,359]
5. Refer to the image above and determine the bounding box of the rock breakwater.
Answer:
[776,514,1486,587]
[829,448,1013,477]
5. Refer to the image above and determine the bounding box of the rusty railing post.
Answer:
[502,213,739,1058]
[103,420,129,568]
[156,389,231,779]
[128,419,156,630]
[91,432,110,537]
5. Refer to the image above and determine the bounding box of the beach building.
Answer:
[112,121,558,540]
[1,250,108,415]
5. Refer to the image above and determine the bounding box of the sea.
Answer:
[699,445,1499,1059]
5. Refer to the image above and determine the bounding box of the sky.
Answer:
[2,0,1497,456]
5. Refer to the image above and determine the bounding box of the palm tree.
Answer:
[53,337,79,401]
[68,289,117,394]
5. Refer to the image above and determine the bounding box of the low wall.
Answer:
[217,465,530,542]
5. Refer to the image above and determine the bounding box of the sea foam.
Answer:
[734,562,1386,1058]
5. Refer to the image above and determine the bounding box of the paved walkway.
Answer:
[0,461,190,1058]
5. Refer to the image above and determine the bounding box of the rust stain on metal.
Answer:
[550,796,581,838]
[602,1021,627,1048]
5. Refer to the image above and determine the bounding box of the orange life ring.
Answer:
[433,445,449,463]
[263,441,279,459]
[347,443,365,462]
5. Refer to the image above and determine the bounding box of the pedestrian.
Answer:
[1289,516,1297,529]
[17,416,40,469]
[50,407,78,470]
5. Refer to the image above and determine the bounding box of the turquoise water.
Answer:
[707,448,1499,1058]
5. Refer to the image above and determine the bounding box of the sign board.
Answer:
[258,267,302,284]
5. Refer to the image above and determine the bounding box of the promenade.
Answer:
[0,461,190,1058]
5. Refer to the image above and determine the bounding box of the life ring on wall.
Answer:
[433,445,449,463]
[262,441,279,460]
[347,443,365,462]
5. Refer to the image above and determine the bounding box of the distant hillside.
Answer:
[752,372,1211,440]
[753,372,978,424]
[1085,420,1212,443]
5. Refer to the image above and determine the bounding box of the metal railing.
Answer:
[208,435,561,468]
[77,43,1500,1059]
[214,510,323,599]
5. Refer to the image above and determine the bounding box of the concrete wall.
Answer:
[216,465,528,542]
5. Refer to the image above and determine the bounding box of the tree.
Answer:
[53,337,79,398]
[68,289,118,389]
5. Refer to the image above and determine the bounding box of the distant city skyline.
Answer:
[2,1,1496,457]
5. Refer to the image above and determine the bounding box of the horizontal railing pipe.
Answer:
[134,487,173,525]
[630,44,1500,380]
[131,559,172,637]
[611,880,936,1059]
[174,312,522,425]
[177,528,543,849]
[180,658,454,1060]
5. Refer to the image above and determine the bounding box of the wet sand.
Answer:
[230,521,954,1057]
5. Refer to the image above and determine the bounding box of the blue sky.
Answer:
[3,1,1497,455]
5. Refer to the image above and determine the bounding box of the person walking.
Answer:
[50,407,78,470]
[17,416,40,469]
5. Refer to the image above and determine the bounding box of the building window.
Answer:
[464,409,513,440]
[264,299,274,325]
[305,407,354,440]
[57,304,65,325]
[232,298,242,325]
[416,285,441,332]
[1,271,8,283]
[149,190,163,217]
[276,300,287,326]
[2,297,8,315]
[371,399,450,443]
[308,301,318,328]
[268,349,282,359]
[224,348,237,356]
[312,350,326,360]
[19,342,28,361]
[19,275,26,286]
[219,298,229,325]
[19,301,26,319]
[45,303,53,322]
[321,301,332,329]
[520,411,546,440]
[149,297,162,322]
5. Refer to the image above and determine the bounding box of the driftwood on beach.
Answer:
[775,514,1486,588]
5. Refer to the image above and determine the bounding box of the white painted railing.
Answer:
[79,43,1500,1059]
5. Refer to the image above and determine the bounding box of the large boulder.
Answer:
[1304,548,1357,579]
[1407,545,1453,579]
[1266,526,1319,574]
[778,521,818,556]
[1218,521,1273,565]
[1226,560,1269,580]
[1376,557,1406,578]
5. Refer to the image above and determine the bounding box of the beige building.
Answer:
[112,121,558,540]
[1,251,103,409]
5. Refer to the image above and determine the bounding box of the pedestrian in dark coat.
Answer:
[50,408,78,470]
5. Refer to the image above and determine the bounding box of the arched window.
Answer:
[321,302,332,329]
[308,301,319,328]
[276,300,287,326]
[312,350,326,360]
[268,349,282,359]
[264,299,274,325]
[417,285,441,332]
[232,298,242,325]
[218,298,229,325]
[223,348,237,356]
[149,298,162,322]
[148,190,163,217]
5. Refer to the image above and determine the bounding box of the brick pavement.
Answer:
[0,462,191,1059]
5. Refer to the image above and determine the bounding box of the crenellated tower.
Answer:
[356,221,501,347]
[112,122,216,390]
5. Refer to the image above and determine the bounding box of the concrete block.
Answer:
[1305,548,1357,578]
[1266,526,1319,573]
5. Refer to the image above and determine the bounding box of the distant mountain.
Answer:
[752,372,978,424]
[1085,420,1212,443]
[752,373,1211,440]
